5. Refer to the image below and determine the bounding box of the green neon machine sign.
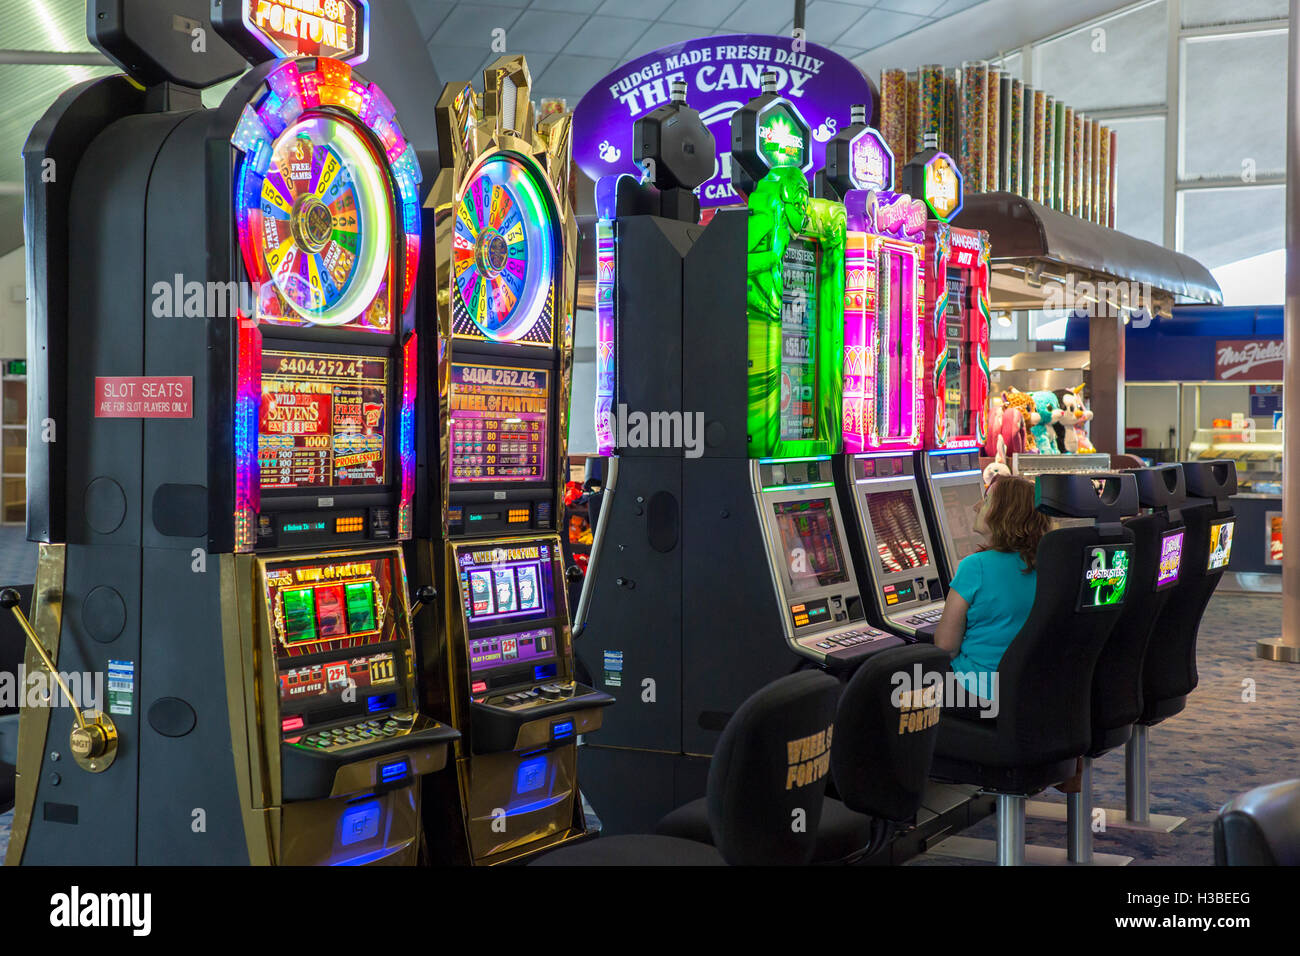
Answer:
[746,165,846,459]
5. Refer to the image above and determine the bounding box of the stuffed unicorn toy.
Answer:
[1053,384,1095,453]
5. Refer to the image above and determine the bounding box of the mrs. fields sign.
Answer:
[1215,339,1284,380]
[572,34,875,206]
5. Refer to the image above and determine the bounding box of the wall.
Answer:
[0,246,24,360]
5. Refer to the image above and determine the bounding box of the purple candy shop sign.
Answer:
[573,34,875,207]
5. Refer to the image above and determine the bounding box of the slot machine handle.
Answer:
[410,585,437,617]
[0,587,118,773]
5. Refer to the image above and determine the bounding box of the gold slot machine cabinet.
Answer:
[7,0,457,866]
[413,56,613,866]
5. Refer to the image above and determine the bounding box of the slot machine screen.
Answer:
[1078,544,1131,610]
[865,489,930,573]
[263,553,403,704]
[457,541,556,630]
[1156,528,1185,590]
[771,498,849,594]
[449,362,549,483]
[1207,519,1235,571]
[938,481,984,562]
[260,349,388,490]
[780,236,818,442]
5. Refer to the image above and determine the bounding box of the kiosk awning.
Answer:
[953,192,1223,312]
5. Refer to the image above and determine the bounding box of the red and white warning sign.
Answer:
[94,376,194,419]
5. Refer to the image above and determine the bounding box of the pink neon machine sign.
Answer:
[841,144,927,455]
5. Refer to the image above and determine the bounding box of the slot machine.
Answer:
[903,139,992,585]
[574,78,883,835]
[412,56,612,866]
[819,110,947,641]
[6,0,456,866]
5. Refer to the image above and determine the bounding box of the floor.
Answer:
[0,592,1291,866]
[907,593,1296,866]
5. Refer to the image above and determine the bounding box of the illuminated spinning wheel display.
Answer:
[451,153,557,344]
[256,114,392,326]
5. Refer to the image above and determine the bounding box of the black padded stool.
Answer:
[928,473,1138,865]
[0,584,34,813]
[1029,465,1187,862]
[1125,460,1236,831]
[532,671,841,866]
[1214,779,1300,865]
[657,644,949,863]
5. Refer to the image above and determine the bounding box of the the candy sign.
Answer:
[573,34,875,207]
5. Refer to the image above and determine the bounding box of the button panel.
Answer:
[296,718,401,751]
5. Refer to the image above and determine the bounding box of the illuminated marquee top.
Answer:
[849,127,893,193]
[921,152,963,222]
[223,0,370,65]
[757,102,811,172]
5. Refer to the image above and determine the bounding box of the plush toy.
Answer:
[1001,388,1039,454]
[982,458,1011,490]
[1029,390,1063,454]
[1053,384,1095,454]
[984,393,1027,460]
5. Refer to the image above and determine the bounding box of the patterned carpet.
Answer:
[908,593,1296,865]
[0,594,1291,865]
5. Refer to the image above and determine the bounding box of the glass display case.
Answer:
[1186,426,1282,494]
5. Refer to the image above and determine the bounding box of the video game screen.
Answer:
[1078,543,1131,610]
[780,235,818,442]
[1156,528,1185,590]
[260,349,387,490]
[263,553,403,703]
[458,541,556,630]
[772,498,849,593]
[938,481,984,562]
[449,362,548,483]
[865,489,930,573]
[1207,519,1235,571]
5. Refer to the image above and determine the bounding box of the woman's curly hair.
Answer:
[980,475,1053,572]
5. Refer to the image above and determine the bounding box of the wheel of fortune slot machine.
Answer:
[5,0,457,866]
[411,56,613,866]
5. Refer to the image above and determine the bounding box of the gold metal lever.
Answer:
[1,587,118,773]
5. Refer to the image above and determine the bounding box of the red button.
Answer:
[281,715,305,732]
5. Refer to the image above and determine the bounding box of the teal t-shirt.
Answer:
[948,549,1037,702]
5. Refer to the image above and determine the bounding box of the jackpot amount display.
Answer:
[780,237,818,442]
[449,363,548,483]
[260,350,387,489]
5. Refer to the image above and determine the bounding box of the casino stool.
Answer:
[1125,461,1236,831]
[1027,465,1186,860]
[1214,779,1300,866]
[925,474,1138,866]
[531,671,841,866]
[0,584,33,813]
[657,644,949,864]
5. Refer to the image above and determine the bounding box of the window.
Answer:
[1180,31,1287,181]
[1181,0,1287,28]
[1107,116,1166,244]
[1177,185,1285,305]
[1032,1,1168,110]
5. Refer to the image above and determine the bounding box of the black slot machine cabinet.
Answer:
[6,0,456,866]
[412,56,612,866]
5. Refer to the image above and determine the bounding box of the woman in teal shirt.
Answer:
[933,475,1052,710]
